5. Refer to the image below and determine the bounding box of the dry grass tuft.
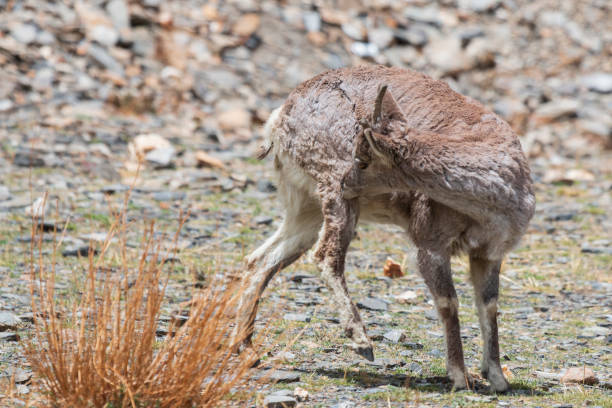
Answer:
[23,192,259,407]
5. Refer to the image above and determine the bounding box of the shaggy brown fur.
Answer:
[235,66,535,392]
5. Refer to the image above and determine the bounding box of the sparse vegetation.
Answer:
[17,194,259,407]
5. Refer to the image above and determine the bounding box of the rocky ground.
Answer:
[0,0,611,407]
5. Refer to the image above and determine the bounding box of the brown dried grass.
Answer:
[23,192,259,407]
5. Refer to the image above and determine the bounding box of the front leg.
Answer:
[469,257,510,392]
[314,193,374,361]
[418,249,469,389]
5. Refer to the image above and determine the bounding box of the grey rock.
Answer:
[350,42,378,58]
[408,362,423,375]
[101,184,129,194]
[91,25,119,47]
[394,27,428,47]
[424,309,438,320]
[254,215,274,226]
[145,146,176,168]
[131,27,155,57]
[458,26,485,42]
[303,11,321,32]
[8,368,32,384]
[87,44,124,76]
[0,312,21,331]
[0,99,13,112]
[263,395,297,408]
[152,191,186,201]
[404,6,444,26]
[331,403,355,408]
[581,73,612,94]
[402,342,424,349]
[368,27,394,50]
[107,0,130,32]
[357,297,388,311]
[342,20,366,41]
[0,332,19,342]
[11,23,37,44]
[270,389,294,397]
[383,329,406,343]
[425,36,471,74]
[62,244,97,257]
[581,245,612,255]
[458,0,501,12]
[13,150,44,167]
[269,370,301,383]
[533,99,580,123]
[256,179,277,193]
[565,22,602,53]
[283,313,311,322]
[32,67,55,91]
[0,186,11,201]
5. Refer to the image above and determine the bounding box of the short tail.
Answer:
[256,106,283,160]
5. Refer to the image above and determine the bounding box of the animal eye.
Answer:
[355,157,369,170]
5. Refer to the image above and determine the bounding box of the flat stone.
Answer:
[560,367,598,385]
[87,44,124,76]
[424,309,438,320]
[13,150,45,167]
[303,11,321,32]
[402,342,424,349]
[458,0,501,12]
[581,246,612,255]
[101,184,129,194]
[357,297,388,312]
[0,185,11,201]
[283,313,311,322]
[11,23,37,44]
[256,179,277,193]
[145,146,176,168]
[394,27,428,47]
[383,329,406,343]
[0,312,21,331]
[368,27,394,50]
[152,191,186,201]
[395,290,418,304]
[263,394,297,408]
[532,99,579,125]
[269,370,301,383]
[0,332,19,342]
[62,244,97,257]
[254,215,274,226]
[581,72,612,94]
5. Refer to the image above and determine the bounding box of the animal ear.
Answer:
[374,85,408,126]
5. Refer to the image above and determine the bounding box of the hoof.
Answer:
[352,344,375,361]
[449,370,472,391]
[488,372,510,393]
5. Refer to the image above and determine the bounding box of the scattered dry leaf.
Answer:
[502,365,514,379]
[195,150,225,169]
[383,258,403,278]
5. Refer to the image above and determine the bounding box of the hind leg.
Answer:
[418,249,469,389]
[469,256,509,392]
[233,191,322,348]
[313,191,373,360]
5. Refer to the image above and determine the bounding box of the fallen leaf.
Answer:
[502,365,514,379]
[383,258,403,278]
[195,150,225,169]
